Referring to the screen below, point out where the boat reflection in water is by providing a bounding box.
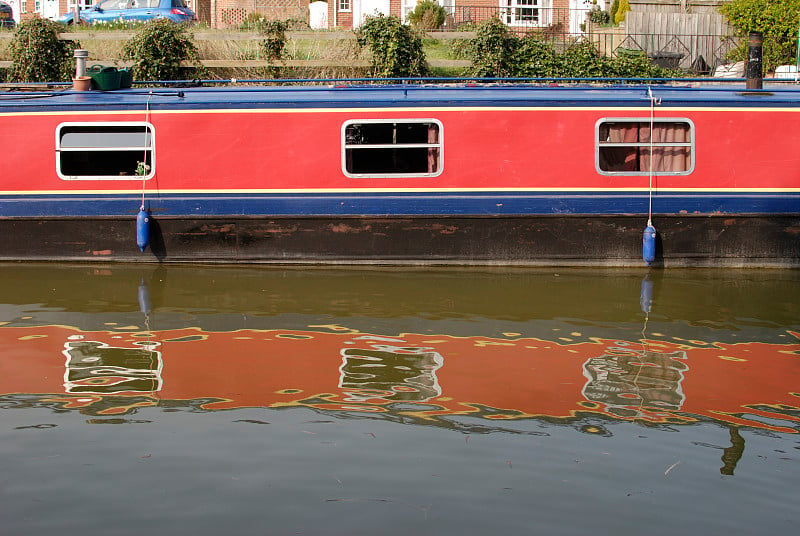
[1,265,797,439]
[3,318,797,437]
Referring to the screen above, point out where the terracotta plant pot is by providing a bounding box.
[72,76,91,91]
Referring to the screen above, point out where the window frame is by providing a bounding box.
[341,118,444,179]
[501,0,551,28]
[594,117,695,176]
[338,0,351,12]
[56,121,156,181]
[67,0,94,10]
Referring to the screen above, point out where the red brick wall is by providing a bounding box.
[213,0,308,28]
[328,1,353,29]
[552,0,569,29]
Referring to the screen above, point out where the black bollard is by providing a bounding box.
[747,31,763,89]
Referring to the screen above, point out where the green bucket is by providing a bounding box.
[118,68,133,89]
[87,65,121,91]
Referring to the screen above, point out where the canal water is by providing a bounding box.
[0,263,798,535]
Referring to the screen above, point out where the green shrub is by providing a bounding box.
[614,0,630,25]
[589,7,611,25]
[408,0,447,31]
[356,15,429,78]
[466,18,677,79]
[7,18,79,82]
[609,0,620,26]
[464,17,518,77]
[121,18,203,81]
[258,19,289,61]
[514,38,559,77]
[719,0,800,72]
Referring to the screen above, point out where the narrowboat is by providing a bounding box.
[1,82,798,265]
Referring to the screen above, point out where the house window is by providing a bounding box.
[596,119,693,175]
[67,0,94,10]
[343,120,443,177]
[338,0,350,11]
[502,0,551,27]
[56,122,155,180]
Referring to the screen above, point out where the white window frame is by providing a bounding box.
[595,117,695,176]
[56,121,156,181]
[338,0,351,12]
[501,0,552,28]
[342,119,444,179]
[67,0,95,11]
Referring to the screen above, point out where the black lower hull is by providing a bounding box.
[1,215,798,267]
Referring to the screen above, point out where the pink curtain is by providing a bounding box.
[639,123,690,173]
[427,124,439,174]
[600,122,690,173]
[599,123,639,171]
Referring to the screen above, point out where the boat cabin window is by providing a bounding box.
[596,119,693,175]
[56,122,154,180]
[343,120,443,178]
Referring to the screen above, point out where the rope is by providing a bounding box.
[647,86,656,227]
[141,91,152,211]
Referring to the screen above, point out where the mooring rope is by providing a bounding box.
[647,86,657,227]
[141,91,153,211]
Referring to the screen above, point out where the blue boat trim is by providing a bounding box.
[5,84,800,114]
[1,191,797,217]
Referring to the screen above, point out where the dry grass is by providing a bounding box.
[1,30,462,80]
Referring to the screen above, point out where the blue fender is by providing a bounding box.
[642,224,657,266]
[136,208,150,252]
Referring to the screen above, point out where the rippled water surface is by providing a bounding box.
[1,264,798,535]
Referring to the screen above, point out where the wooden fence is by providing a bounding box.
[623,11,735,70]
[0,31,472,70]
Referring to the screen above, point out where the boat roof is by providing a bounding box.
[3,82,800,112]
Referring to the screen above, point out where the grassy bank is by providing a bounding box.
[0,27,471,80]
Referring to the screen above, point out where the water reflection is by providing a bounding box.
[0,264,798,534]
[1,264,797,436]
[63,338,162,394]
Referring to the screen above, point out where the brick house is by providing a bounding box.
[328,0,573,33]
[4,0,577,33]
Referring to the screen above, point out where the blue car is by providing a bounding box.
[59,0,195,25]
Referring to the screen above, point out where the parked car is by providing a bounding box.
[58,0,195,25]
[0,1,15,29]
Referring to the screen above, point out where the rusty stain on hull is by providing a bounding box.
[0,215,798,266]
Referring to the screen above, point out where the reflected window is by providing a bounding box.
[63,340,162,394]
[582,348,688,417]
[339,337,443,402]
